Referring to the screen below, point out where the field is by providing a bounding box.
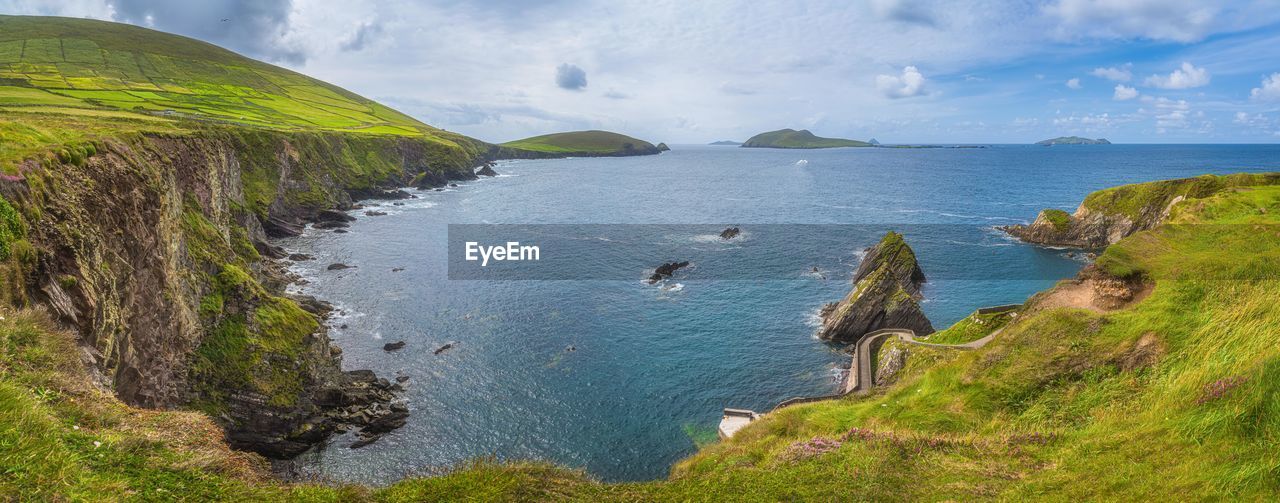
[0,15,437,136]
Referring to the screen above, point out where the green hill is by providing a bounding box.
[1036,136,1111,145]
[0,15,457,138]
[501,130,664,157]
[741,128,872,148]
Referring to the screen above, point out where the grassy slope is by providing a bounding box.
[741,128,871,148]
[0,15,443,136]
[397,175,1280,500]
[500,130,658,154]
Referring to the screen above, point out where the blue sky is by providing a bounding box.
[4,0,1280,143]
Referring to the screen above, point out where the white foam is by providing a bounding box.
[795,159,809,166]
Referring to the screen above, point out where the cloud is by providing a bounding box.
[108,0,307,64]
[555,63,587,91]
[871,0,937,27]
[1090,63,1132,82]
[718,82,757,96]
[1251,73,1280,101]
[1139,96,1192,132]
[1113,84,1139,100]
[602,89,632,100]
[875,66,927,98]
[1234,111,1270,128]
[340,21,383,52]
[1045,0,1239,42]
[1143,62,1210,89]
[1066,77,1081,89]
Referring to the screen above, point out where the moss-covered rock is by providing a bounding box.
[817,231,934,343]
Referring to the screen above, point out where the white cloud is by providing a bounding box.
[1139,96,1193,132]
[1234,111,1270,127]
[1143,62,1210,89]
[1251,73,1280,101]
[1113,84,1139,100]
[1045,0,1270,43]
[1090,63,1132,82]
[1065,77,1082,89]
[875,66,928,98]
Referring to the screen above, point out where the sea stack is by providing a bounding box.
[818,231,933,343]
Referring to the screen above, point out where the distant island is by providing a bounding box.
[741,129,873,149]
[502,130,666,157]
[1036,136,1111,146]
[709,140,742,146]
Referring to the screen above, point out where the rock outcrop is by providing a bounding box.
[817,232,933,343]
[648,261,690,284]
[476,162,498,177]
[1000,174,1280,248]
[719,227,740,240]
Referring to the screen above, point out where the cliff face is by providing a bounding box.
[0,128,488,458]
[1000,173,1280,248]
[818,232,933,343]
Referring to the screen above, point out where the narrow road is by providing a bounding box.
[847,326,1006,394]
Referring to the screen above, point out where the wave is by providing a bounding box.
[795,159,809,166]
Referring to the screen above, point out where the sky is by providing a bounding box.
[4,0,1280,144]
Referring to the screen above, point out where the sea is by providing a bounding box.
[279,143,1280,484]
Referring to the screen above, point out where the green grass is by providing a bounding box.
[501,130,658,155]
[741,128,872,148]
[1042,208,1071,231]
[0,15,460,138]
[922,309,1015,345]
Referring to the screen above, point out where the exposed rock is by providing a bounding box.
[364,210,388,216]
[719,227,741,240]
[391,267,405,272]
[326,263,353,271]
[647,261,690,284]
[314,220,350,230]
[1080,264,1146,310]
[875,344,909,385]
[288,253,314,261]
[817,232,933,343]
[333,229,348,233]
[433,342,456,355]
[316,209,356,223]
[254,240,288,259]
[476,163,498,177]
[449,183,458,187]
[395,375,411,383]
[383,341,406,351]
[656,142,671,152]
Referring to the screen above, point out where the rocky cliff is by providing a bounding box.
[818,232,933,343]
[1000,173,1280,248]
[0,127,490,458]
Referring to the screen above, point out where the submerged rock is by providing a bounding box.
[365,210,388,216]
[648,261,690,284]
[817,231,933,343]
[433,342,456,355]
[288,253,314,262]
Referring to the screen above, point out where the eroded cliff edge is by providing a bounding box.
[1000,173,1280,248]
[0,127,494,457]
[818,231,934,343]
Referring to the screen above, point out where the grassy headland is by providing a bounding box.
[1,13,1278,503]
[741,128,872,148]
[501,130,665,157]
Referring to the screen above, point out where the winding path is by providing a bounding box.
[720,306,1019,438]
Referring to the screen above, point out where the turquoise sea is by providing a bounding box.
[280,144,1280,483]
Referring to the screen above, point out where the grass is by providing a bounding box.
[741,128,872,148]
[1042,208,1071,231]
[0,15,463,140]
[922,309,1015,345]
[501,130,658,154]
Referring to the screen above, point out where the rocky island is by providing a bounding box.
[501,130,666,157]
[817,231,934,343]
[1036,136,1111,146]
[741,128,872,149]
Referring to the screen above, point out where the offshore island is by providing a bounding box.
[0,13,1277,502]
